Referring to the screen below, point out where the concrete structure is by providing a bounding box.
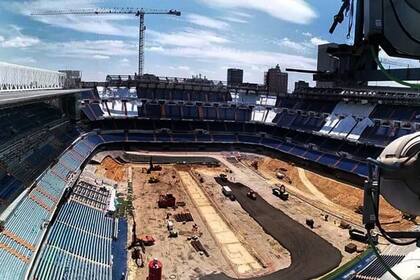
[59,70,82,89]
[227,68,244,86]
[316,43,339,88]
[264,65,288,96]
[0,62,65,92]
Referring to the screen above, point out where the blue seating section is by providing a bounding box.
[33,245,111,280]
[0,175,23,203]
[32,181,115,280]
[139,102,252,122]
[0,134,103,279]
[137,88,231,102]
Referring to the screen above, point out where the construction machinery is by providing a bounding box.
[158,193,176,208]
[147,157,162,174]
[31,8,181,76]
[272,185,289,201]
[148,176,159,184]
[247,190,257,200]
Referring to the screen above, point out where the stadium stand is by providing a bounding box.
[3,83,420,280]
[136,101,253,122]
[31,182,114,280]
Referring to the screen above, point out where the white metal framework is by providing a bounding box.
[0,62,65,92]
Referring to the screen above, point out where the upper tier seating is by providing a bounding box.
[138,88,231,102]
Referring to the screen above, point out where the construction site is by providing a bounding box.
[77,149,416,280]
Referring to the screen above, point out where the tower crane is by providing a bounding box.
[31,8,181,76]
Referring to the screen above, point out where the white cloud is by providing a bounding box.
[224,17,248,24]
[149,29,230,48]
[150,45,316,70]
[223,11,253,24]
[9,0,138,37]
[0,24,40,48]
[198,0,317,24]
[187,14,230,30]
[278,37,307,52]
[302,32,312,37]
[93,54,110,60]
[310,37,329,46]
[9,57,37,64]
[40,40,137,59]
[1,35,40,48]
[231,11,253,19]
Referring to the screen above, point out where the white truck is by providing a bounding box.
[222,186,232,197]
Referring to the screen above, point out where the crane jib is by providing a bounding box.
[31,8,181,76]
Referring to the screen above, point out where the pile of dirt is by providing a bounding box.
[98,156,126,182]
[257,158,309,193]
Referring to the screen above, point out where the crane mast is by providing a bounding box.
[139,14,145,77]
[31,8,181,76]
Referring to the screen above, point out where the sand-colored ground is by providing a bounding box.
[95,156,126,182]
[179,170,262,275]
[128,165,235,280]
[304,170,413,230]
[192,167,291,274]
[255,156,414,231]
[256,158,310,194]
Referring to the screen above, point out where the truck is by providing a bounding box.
[222,186,232,197]
[276,172,285,180]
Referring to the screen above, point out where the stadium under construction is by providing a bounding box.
[2,1,420,280]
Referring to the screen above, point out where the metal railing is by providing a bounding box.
[0,62,65,92]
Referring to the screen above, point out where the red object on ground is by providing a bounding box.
[141,235,155,246]
[158,193,176,208]
[148,258,163,280]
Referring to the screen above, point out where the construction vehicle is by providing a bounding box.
[272,185,289,201]
[276,172,285,180]
[247,191,257,200]
[147,157,162,174]
[148,176,159,184]
[169,229,178,238]
[140,235,155,246]
[220,174,227,182]
[158,194,176,208]
[222,186,232,197]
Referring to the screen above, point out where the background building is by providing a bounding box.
[264,65,288,95]
[59,70,82,89]
[227,68,244,85]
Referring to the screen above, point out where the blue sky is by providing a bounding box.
[0,0,403,89]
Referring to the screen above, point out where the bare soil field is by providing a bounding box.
[95,156,126,182]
